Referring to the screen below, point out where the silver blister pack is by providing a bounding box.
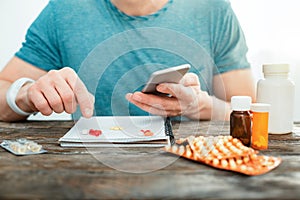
[0,138,47,155]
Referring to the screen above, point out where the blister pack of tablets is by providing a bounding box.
[0,138,47,156]
[164,135,282,176]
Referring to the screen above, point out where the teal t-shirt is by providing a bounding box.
[16,0,250,117]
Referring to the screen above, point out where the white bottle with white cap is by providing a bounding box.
[256,64,295,134]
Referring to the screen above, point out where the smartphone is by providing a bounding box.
[142,64,191,94]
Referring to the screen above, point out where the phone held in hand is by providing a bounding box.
[142,64,191,94]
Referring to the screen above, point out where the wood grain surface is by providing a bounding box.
[1,120,300,199]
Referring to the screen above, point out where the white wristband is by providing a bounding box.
[6,78,35,116]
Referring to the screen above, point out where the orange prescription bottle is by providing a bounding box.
[251,103,271,150]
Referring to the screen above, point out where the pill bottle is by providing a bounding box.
[256,64,295,134]
[230,96,252,147]
[251,103,270,150]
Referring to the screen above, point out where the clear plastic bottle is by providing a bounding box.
[256,64,295,134]
[230,96,252,147]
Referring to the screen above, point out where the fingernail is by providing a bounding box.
[133,94,142,101]
[85,108,93,117]
[158,84,167,90]
[157,85,169,93]
[125,93,132,100]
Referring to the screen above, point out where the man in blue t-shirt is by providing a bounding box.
[0,0,255,122]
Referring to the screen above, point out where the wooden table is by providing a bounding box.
[1,120,300,199]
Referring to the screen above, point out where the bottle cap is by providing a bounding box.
[251,103,271,113]
[231,96,252,111]
[263,64,289,74]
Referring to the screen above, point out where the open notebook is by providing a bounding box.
[59,116,173,147]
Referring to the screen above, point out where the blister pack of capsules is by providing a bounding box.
[0,138,47,155]
[164,135,282,176]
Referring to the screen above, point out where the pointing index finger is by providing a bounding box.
[62,68,94,118]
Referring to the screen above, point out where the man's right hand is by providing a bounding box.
[17,67,95,118]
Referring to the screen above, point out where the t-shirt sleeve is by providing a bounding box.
[15,1,62,71]
[213,2,250,74]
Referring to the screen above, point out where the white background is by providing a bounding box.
[0,0,299,121]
